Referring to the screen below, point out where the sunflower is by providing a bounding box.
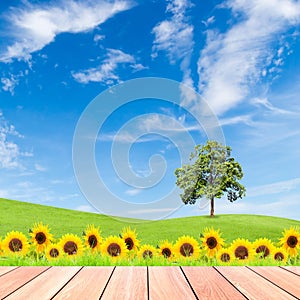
[174,236,200,259]
[158,240,174,259]
[201,228,224,258]
[138,244,157,259]
[271,247,288,264]
[252,238,274,259]
[2,231,29,256]
[101,236,128,258]
[121,227,140,251]
[279,227,300,257]
[83,225,102,251]
[45,243,62,260]
[30,223,53,253]
[230,238,254,261]
[59,234,84,256]
[217,248,233,264]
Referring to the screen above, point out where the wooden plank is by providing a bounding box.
[248,267,300,298]
[101,267,147,300]
[216,267,296,300]
[0,266,49,298]
[281,266,300,276]
[0,266,18,277]
[182,267,246,300]
[53,267,114,300]
[149,267,196,300]
[5,267,82,300]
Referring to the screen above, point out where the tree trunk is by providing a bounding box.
[210,197,214,217]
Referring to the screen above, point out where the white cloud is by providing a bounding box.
[75,205,99,213]
[0,0,133,62]
[197,0,300,115]
[72,48,145,84]
[219,114,255,126]
[247,177,300,198]
[0,113,28,169]
[34,163,47,172]
[125,188,142,196]
[93,34,105,43]
[1,75,18,95]
[251,97,295,115]
[152,0,195,106]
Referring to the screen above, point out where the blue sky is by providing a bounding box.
[0,0,300,221]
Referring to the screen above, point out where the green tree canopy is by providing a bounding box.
[175,140,246,217]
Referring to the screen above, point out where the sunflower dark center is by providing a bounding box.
[220,253,230,262]
[63,241,78,255]
[88,235,98,248]
[142,250,153,259]
[234,246,248,259]
[107,243,121,256]
[256,245,270,258]
[287,236,298,248]
[207,237,218,249]
[36,232,47,244]
[8,238,23,252]
[274,252,284,261]
[125,238,134,250]
[49,248,59,257]
[162,248,171,258]
[180,243,194,257]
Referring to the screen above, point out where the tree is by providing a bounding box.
[175,140,246,217]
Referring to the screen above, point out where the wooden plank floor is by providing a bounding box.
[0,266,299,300]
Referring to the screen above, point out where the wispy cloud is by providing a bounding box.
[72,49,145,84]
[1,75,18,95]
[197,0,300,115]
[0,112,29,169]
[152,0,195,105]
[0,0,133,62]
[125,188,143,196]
[247,177,300,198]
[34,163,47,172]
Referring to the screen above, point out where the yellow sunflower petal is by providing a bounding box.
[138,244,157,259]
[201,227,224,258]
[121,227,140,251]
[230,238,255,261]
[30,222,53,253]
[279,227,300,258]
[59,234,84,257]
[174,236,200,259]
[45,243,62,260]
[83,224,102,251]
[252,238,274,259]
[158,240,174,259]
[217,248,234,264]
[101,236,128,258]
[2,231,29,256]
[271,247,289,264]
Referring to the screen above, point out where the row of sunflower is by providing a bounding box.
[0,224,299,265]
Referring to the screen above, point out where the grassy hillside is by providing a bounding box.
[1,198,299,245]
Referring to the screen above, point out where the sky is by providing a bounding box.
[0,0,300,221]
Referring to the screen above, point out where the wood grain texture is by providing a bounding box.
[0,266,18,277]
[281,266,300,276]
[53,266,114,300]
[182,267,246,300]
[101,267,147,300]
[5,266,82,300]
[248,266,300,298]
[216,266,296,300]
[0,266,49,299]
[148,267,196,300]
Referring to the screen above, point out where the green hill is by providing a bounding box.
[1,198,299,245]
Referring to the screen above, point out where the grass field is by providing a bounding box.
[1,198,299,245]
